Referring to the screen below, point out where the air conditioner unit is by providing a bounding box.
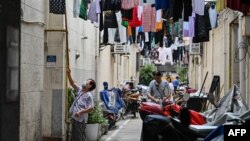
[114,44,130,54]
[189,43,200,55]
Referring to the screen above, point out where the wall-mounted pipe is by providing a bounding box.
[237,12,246,99]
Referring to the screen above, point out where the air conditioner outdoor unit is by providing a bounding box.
[189,43,200,55]
[114,43,129,54]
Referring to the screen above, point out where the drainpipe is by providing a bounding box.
[238,12,246,99]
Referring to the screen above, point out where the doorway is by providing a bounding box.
[0,1,20,141]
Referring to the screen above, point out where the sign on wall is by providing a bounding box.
[47,55,56,67]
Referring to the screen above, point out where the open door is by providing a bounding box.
[0,1,20,141]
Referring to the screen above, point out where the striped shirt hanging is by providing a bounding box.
[49,0,65,14]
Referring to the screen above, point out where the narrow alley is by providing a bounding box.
[1,0,250,141]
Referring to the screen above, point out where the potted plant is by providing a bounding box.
[86,100,108,141]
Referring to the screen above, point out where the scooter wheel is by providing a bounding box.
[132,112,136,118]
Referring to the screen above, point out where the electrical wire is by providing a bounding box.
[234,41,248,63]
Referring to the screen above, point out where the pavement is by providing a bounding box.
[99,113,143,141]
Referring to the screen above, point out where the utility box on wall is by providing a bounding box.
[189,43,200,55]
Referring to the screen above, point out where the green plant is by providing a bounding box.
[68,87,75,111]
[87,101,108,125]
[139,64,155,86]
[175,66,187,82]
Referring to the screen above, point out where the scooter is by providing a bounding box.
[100,87,125,129]
[124,88,142,118]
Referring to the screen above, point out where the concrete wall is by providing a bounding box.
[42,0,98,140]
[20,1,144,140]
[23,0,94,139]
[189,9,238,97]
[97,45,114,95]
[190,9,250,107]
[201,9,238,98]
[20,0,44,140]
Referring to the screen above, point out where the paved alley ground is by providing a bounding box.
[99,114,143,141]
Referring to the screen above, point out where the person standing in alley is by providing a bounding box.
[172,76,180,95]
[147,71,171,104]
[67,68,96,141]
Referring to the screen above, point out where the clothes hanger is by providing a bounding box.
[210,2,215,9]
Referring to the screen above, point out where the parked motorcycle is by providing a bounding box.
[123,88,142,118]
[140,84,250,141]
[100,87,125,129]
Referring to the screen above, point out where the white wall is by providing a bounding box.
[42,0,99,139]
[20,0,44,140]
[191,9,250,107]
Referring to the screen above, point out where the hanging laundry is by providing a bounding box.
[192,0,205,16]
[122,0,139,10]
[155,21,163,32]
[156,9,162,22]
[193,5,211,43]
[158,47,173,65]
[73,0,80,17]
[104,11,118,28]
[188,12,195,37]
[183,0,192,21]
[209,5,217,29]
[150,48,159,61]
[102,0,121,11]
[116,11,127,44]
[49,0,65,14]
[79,0,88,20]
[108,28,117,44]
[129,6,142,27]
[155,0,170,10]
[87,0,101,23]
[142,4,156,32]
[178,18,183,37]
[173,0,183,22]
[137,5,143,21]
[137,32,145,51]
[183,21,189,37]
[99,0,104,31]
[121,9,133,21]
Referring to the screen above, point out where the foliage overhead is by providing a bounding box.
[175,66,187,82]
[139,64,155,86]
